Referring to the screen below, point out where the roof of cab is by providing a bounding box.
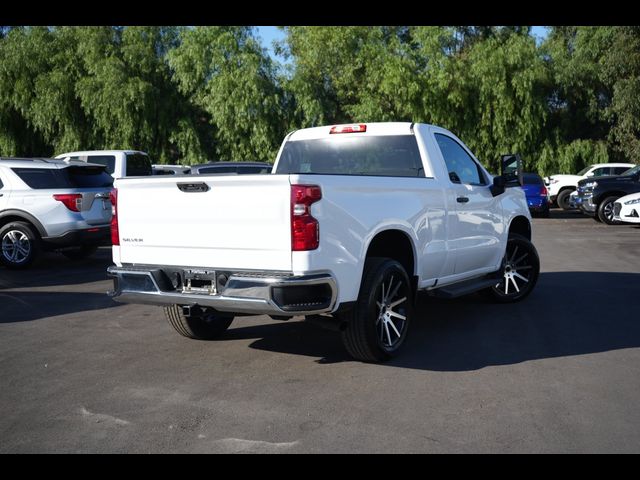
[287,122,421,142]
[54,150,147,158]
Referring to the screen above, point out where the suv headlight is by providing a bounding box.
[583,181,598,188]
[624,198,640,205]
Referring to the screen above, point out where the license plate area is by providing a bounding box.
[182,269,217,295]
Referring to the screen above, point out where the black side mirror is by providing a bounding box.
[490,154,523,197]
[490,175,506,197]
[500,153,523,187]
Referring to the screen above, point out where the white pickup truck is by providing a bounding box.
[107,122,540,362]
[55,150,153,179]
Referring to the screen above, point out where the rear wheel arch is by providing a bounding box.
[363,229,417,280]
[508,215,531,241]
[0,210,47,238]
[594,191,628,206]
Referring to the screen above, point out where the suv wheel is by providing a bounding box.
[597,196,623,225]
[0,221,40,269]
[483,234,540,303]
[341,257,413,362]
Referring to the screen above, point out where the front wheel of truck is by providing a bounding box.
[163,305,234,340]
[340,257,414,362]
[482,234,540,303]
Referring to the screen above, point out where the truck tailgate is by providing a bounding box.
[115,174,292,271]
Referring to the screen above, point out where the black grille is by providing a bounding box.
[613,203,622,216]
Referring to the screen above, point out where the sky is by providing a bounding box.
[255,26,551,63]
[254,26,288,62]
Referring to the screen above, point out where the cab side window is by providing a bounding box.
[612,167,630,175]
[592,167,610,177]
[434,133,486,186]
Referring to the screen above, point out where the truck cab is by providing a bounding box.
[55,150,153,179]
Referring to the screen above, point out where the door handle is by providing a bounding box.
[177,182,209,193]
[456,196,469,203]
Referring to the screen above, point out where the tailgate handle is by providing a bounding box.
[177,182,210,193]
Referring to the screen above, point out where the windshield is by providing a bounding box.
[577,166,591,176]
[622,165,640,176]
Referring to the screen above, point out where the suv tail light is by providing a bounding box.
[53,193,82,212]
[540,185,548,196]
[291,184,322,251]
[110,188,119,246]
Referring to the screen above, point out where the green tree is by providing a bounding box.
[168,26,288,162]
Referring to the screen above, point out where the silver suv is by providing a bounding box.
[0,157,113,269]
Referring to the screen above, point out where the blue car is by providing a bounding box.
[521,173,550,217]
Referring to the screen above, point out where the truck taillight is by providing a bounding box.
[329,124,367,134]
[110,188,119,246]
[291,184,322,251]
[53,193,82,212]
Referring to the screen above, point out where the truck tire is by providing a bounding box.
[482,234,540,303]
[0,221,41,269]
[597,196,623,225]
[340,257,414,362]
[163,305,234,340]
[61,245,99,260]
[557,189,574,210]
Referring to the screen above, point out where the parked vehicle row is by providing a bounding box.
[543,162,640,225]
[0,149,275,269]
[544,163,634,210]
[56,150,273,179]
[574,164,640,224]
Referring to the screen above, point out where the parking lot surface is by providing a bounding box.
[1,211,639,453]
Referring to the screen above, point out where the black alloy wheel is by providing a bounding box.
[485,234,540,303]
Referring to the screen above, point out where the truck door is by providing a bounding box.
[433,133,503,275]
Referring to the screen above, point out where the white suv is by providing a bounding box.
[544,163,634,210]
[0,158,113,269]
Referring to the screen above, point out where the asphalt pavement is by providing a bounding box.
[1,210,639,453]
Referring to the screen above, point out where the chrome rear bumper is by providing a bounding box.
[107,265,337,316]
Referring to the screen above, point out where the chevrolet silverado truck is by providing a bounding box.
[107,122,540,362]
